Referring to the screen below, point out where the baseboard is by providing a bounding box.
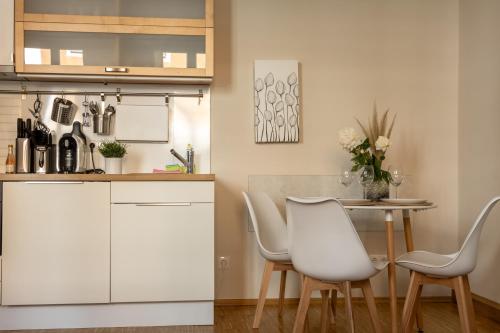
[472,293,500,323]
[0,302,214,330]
[215,296,452,306]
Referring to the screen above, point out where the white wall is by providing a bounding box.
[459,0,500,303]
[212,0,459,299]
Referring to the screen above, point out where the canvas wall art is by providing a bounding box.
[254,60,300,143]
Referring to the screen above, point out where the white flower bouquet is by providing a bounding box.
[338,104,396,183]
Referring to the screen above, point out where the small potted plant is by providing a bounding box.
[98,140,127,174]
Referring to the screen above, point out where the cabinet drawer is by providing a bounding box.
[111,181,214,203]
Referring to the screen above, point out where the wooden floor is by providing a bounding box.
[3,301,500,332]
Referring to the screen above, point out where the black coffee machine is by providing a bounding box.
[58,122,87,173]
[58,134,78,173]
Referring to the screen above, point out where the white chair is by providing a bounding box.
[243,192,294,329]
[398,196,500,333]
[286,197,386,333]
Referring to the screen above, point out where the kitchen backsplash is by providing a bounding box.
[0,81,211,173]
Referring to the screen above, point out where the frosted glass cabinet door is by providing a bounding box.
[111,203,214,302]
[0,0,14,66]
[16,24,213,77]
[19,0,212,25]
[1,182,111,305]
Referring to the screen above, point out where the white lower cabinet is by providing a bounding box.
[111,202,214,302]
[1,182,111,305]
[1,180,214,309]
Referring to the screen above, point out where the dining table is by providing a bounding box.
[343,200,437,333]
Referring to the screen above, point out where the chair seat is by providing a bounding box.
[319,259,388,283]
[373,259,389,271]
[261,249,291,262]
[396,250,461,277]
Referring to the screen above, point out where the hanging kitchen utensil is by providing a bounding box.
[93,105,115,136]
[28,94,51,135]
[104,104,116,116]
[82,94,91,128]
[89,101,99,115]
[100,93,106,114]
[87,142,104,174]
[33,94,41,118]
[51,94,76,125]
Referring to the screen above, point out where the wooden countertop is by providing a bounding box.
[0,173,215,182]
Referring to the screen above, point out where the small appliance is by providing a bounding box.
[57,122,87,173]
[34,145,50,174]
[15,118,31,173]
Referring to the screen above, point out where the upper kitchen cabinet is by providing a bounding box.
[0,0,14,73]
[14,0,214,81]
[17,0,213,27]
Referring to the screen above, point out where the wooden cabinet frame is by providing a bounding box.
[15,0,214,27]
[14,0,214,78]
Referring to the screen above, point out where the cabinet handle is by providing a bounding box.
[105,67,129,73]
[24,181,84,184]
[135,203,191,207]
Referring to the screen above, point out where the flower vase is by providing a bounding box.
[105,158,122,174]
[366,180,389,200]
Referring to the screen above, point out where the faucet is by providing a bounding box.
[170,145,194,174]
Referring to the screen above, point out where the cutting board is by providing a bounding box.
[115,104,169,142]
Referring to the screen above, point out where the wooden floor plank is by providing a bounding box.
[3,301,500,332]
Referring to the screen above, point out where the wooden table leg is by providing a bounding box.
[385,210,398,333]
[403,210,424,332]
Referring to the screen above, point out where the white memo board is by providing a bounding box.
[115,104,169,142]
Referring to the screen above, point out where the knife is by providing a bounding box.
[17,118,25,138]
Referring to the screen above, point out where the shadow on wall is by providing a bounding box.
[213,0,232,89]
[212,0,239,299]
[214,179,251,298]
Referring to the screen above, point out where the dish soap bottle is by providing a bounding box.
[186,144,194,174]
[5,144,15,174]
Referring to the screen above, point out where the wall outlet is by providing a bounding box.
[369,254,388,263]
[218,256,231,270]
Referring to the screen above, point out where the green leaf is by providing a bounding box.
[98,141,127,158]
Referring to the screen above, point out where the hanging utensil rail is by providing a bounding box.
[0,89,203,99]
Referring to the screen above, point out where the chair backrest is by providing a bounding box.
[451,196,500,275]
[242,192,288,255]
[286,197,377,282]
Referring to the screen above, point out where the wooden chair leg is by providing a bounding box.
[403,214,424,332]
[293,276,313,333]
[298,272,310,333]
[343,281,355,333]
[453,275,477,333]
[253,260,275,329]
[278,270,287,315]
[330,289,337,325]
[415,296,424,332]
[320,290,330,333]
[401,272,423,333]
[360,279,382,333]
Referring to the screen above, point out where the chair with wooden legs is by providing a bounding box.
[243,192,295,329]
[398,196,500,333]
[286,197,387,333]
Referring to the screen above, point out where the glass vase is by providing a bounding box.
[366,180,389,200]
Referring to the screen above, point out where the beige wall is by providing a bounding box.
[459,0,500,303]
[212,0,459,299]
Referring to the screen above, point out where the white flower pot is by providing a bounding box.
[105,158,123,174]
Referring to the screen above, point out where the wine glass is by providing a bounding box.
[358,165,375,199]
[338,169,354,188]
[389,168,405,199]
